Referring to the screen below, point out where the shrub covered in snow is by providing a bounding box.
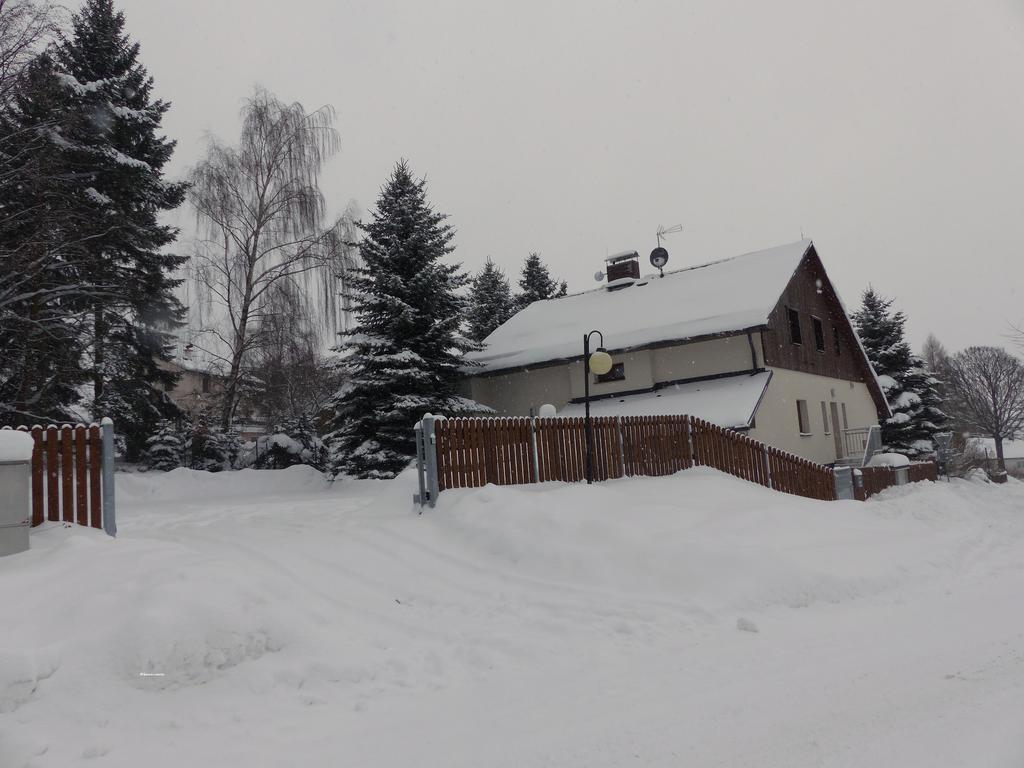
[143,419,185,471]
[252,417,326,471]
[188,424,242,472]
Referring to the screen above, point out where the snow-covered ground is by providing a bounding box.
[3,467,1024,767]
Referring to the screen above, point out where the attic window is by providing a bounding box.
[833,325,841,355]
[787,307,802,345]
[596,362,625,383]
[812,316,825,352]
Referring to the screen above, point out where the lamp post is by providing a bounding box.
[583,330,613,484]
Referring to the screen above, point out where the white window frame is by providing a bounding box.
[797,399,811,436]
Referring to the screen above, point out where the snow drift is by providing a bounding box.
[2,467,1024,767]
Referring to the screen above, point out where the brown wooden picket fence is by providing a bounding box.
[856,461,939,500]
[4,424,107,529]
[432,415,837,502]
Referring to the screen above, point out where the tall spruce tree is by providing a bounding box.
[852,287,946,457]
[467,258,515,341]
[0,53,93,424]
[515,251,567,310]
[327,160,486,478]
[54,0,187,458]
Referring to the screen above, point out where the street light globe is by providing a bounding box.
[588,349,613,376]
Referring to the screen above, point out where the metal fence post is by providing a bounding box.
[530,418,541,484]
[100,417,116,537]
[422,416,440,508]
[763,446,772,490]
[413,420,427,507]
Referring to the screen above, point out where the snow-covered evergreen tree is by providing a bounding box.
[515,251,567,310]
[188,423,241,473]
[54,0,187,458]
[327,160,487,478]
[0,53,92,425]
[852,288,946,457]
[144,419,184,471]
[466,258,515,341]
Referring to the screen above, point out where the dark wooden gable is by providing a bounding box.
[761,245,890,419]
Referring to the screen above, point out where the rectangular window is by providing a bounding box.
[841,402,848,430]
[813,316,825,352]
[797,399,810,434]
[788,307,802,345]
[596,362,625,383]
[833,325,841,355]
[821,401,831,434]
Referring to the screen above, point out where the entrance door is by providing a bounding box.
[830,402,843,460]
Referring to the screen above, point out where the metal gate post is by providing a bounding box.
[413,419,427,507]
[422,416,440,508]
[763,446,772,490]
[100,417,116,537]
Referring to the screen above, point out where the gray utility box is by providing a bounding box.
[0,430,32,557]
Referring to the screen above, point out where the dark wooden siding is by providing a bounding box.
[762,247,888,418]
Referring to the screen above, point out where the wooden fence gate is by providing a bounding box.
[1,420,116,535]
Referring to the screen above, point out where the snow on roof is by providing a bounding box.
[558,371,771,429]
[969,438,1024,460]
[467,240,812,374]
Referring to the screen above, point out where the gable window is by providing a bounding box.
[833,325,841,356]
[821,401,831,434]
[596,362,625,383]
[787,307,802,345]
[797,399,811,435]
[812,316,825,353]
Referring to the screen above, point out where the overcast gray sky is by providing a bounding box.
[119,0,1024,353]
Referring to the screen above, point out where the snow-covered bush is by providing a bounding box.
[143,420,185,471]
[188,425,242,473]
[252,417,326,471]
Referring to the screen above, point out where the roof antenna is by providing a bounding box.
[651,224,682,278]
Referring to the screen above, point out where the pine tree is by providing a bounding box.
[466,258,515,341]
[54,0,187,458]
[144,419,184,471]
[0,53,92,424]
[515,252,567,310]
[852,288,946,457]
[327,160,487,478]
[187,423,240,472]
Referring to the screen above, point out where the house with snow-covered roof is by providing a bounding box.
[462,240,891,466]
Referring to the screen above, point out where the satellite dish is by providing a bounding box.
[650,247,669,269]
[594,270,605,282]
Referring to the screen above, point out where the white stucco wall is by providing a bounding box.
[467,364,573,416]
[651,334,760,382]
[466,335,760,416]
[749,367,880,464]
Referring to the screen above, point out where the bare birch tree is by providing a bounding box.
[188,88,352,431]
[0,0,60,108]
[944,346,1024,472]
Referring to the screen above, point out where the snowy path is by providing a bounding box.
[2,467,1024,766]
